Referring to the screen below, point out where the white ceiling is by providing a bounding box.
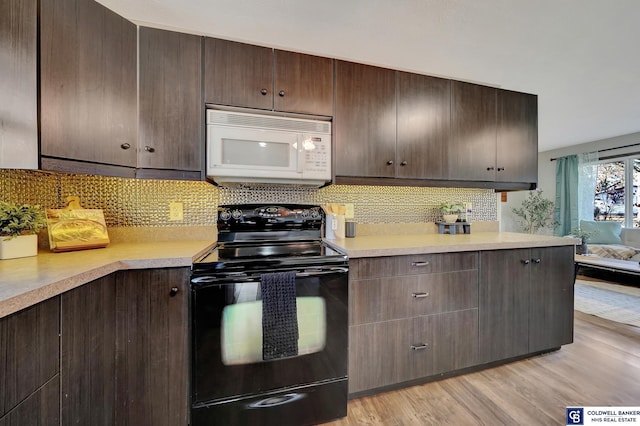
[97,0,640,152]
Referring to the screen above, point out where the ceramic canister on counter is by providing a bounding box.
[345,221,356,238]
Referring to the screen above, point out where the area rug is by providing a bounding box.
[574,279,640,328]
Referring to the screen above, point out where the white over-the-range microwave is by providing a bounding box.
[206,109,332,187]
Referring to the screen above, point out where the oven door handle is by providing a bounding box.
[191,267,348,284]
[296,267,349,277]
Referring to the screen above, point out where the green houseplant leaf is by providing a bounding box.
[0,201,47,240]
[511,190,558,234]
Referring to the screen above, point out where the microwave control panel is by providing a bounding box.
[302,136,330,174]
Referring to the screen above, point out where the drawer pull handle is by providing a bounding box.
[411,261,430,267]
[411,343,428,351]
[412,292,430,299]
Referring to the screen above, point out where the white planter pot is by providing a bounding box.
[443,214,458,223]
[0,234,38,260]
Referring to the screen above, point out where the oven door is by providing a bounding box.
[191,265,348,404]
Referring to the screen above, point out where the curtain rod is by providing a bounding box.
[549,142,640,161]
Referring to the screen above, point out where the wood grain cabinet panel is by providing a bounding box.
[40,0,137,169]
[496,90,538,184]
[350,252,478,280]
[528,246,574,352]
[396,72,451,179]
[204,37,273,110]
[274,50,334,116]
[348,319,411,393]
[138,27,202,176]
[0,0,38,169]
[449,81,497,182]
[479,246,574,363]
[334,60,397,178]
[410,309,478,380]
[0,297,59,419]
[115,268,189,426]
[0,376,60,426]
[61,274,117,426]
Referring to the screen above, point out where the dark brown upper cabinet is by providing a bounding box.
[40,0,137,174]
[396,72,451,179]
[449,81,497,182]
[0,0,38,169]
[496,89,538,184]
[334,60,396,178]
[137,27,203,180]
[204,37,334,116]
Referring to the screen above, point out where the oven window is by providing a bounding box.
[221,138,291,167]
[221,283,326,366]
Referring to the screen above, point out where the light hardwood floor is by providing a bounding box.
[327,311,640,425]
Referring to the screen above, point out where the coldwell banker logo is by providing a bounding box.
[567,407,584,425]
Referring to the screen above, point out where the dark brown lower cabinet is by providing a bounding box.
[61,268,189,426]
[0,376,60,426]
[479,246,575,363]
[0,297,60,423]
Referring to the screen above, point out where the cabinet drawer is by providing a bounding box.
[0,297,59,418]
[0,375,60,426]
[350,270,478,325]
[350,252,477,280]
[408,309,478,380]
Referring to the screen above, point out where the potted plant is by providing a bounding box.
[511,190,557,234]
[439,202,464,223]
[571,227,594,255]
[0,201,47,259]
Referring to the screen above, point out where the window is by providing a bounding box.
[588,157,639,228]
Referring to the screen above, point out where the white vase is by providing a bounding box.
[0,234,38,260]
[443,214,458,223]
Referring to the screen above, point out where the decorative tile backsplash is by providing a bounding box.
[1,169,497,226]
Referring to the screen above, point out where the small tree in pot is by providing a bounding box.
[511,190,557,234]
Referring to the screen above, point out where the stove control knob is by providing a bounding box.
[309,209,320,219]
[301,209,309,219]
[219,209,231,221]
[231,209,243,220]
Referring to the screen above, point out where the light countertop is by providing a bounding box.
[0,240,215,318]
[325,232,577,258]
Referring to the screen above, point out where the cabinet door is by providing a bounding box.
[410,310,478,380]
[40,0,137,168]
[115,268,189,426]
[449,81,497,181]
[479,249,530,363]
[274,50,333,116]
[61,275,117,426]
[528,246,574,352]
[348,319,411,394]
[204,38,273,110]
[0,0,37,169]
[496,90,538,183]
[138,27,202,175]
[0,297,59,418]
[396,72,450,179]
[334,61,396,177]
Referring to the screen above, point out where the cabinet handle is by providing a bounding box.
[260,88,268,95]
[169,287,179,297]
[120,143,131,150]
[486,166,495,171]
[412,292,430,298]
[411,343,429,351]
[497,167,505,171]
[532,258,541,264]
[521,259,530,265]
[411,261,429,267]
[386,160,394,165]
[278,90,285,97]
[400,161,408,166]
[144,146,155,153]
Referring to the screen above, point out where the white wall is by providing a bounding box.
[500,131,640,233]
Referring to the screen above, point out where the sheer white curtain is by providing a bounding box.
[577,151,599,222]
